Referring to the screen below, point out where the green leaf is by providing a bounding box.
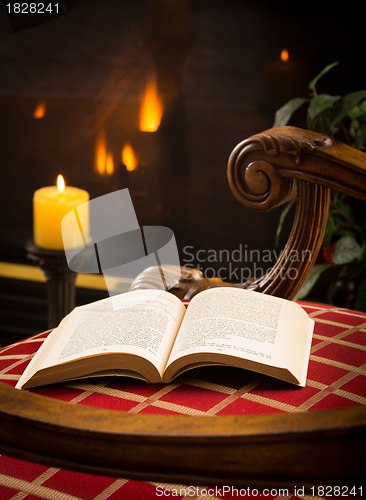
[307,94,341,135]
[332,90,366,125]
[322,215,334,247]
[307,94,341,122]
[295,263,330,300]
[275,198,296,247]
[350,112,366,150]
[308,111,337,136]
[273,98,307,127]
[330,198,358,236]
[333,197,356,221]
[308,62,339,92]
[332,235,364,265]
[359,99,366,114]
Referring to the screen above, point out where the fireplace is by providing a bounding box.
[0,0,362,342]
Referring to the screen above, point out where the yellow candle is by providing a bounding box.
[33,175,90,250]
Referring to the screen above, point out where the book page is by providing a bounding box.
[17,289,185,386]
[166,287,308,372]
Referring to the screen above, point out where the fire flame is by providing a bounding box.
[57,174,65,192]
[122,143,138,171]
[33,100,46,119]
[139,75,162,132]
[95,131,107,175]
[95,131,114,176]
[281,49,289,62]
[105,153,114,175]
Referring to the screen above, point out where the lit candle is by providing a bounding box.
[33,175,90,250]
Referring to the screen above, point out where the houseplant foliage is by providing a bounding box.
[274,62,366,311]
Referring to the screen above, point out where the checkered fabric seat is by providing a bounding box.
[0,301,365,499]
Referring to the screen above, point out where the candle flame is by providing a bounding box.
[122,143,138,171]
[33,100,46,119]
[139,74,163,132]
[281,49,289,62]
[57,174,65,192]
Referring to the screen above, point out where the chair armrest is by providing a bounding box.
[226,126,366,299]
[0,382,364,490]
[130,126,366,300]
[228,126,366,211]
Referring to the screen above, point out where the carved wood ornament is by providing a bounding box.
[130,126,366,300]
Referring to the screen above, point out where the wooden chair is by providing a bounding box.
[130,126,366,301]
[0,126,365,494]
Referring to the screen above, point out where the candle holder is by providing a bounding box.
[26,241,77,329]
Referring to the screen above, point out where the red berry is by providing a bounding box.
[321,242,336,263]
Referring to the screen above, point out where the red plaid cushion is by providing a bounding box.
[0,302,365,499]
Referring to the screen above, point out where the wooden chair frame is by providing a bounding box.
[131,127,366,301]
[0,383,364,491]
[0,127,365,491]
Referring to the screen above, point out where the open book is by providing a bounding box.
[16,287,314,390]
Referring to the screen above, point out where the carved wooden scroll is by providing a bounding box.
[226,126,366,299]
[130,126,366,300]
